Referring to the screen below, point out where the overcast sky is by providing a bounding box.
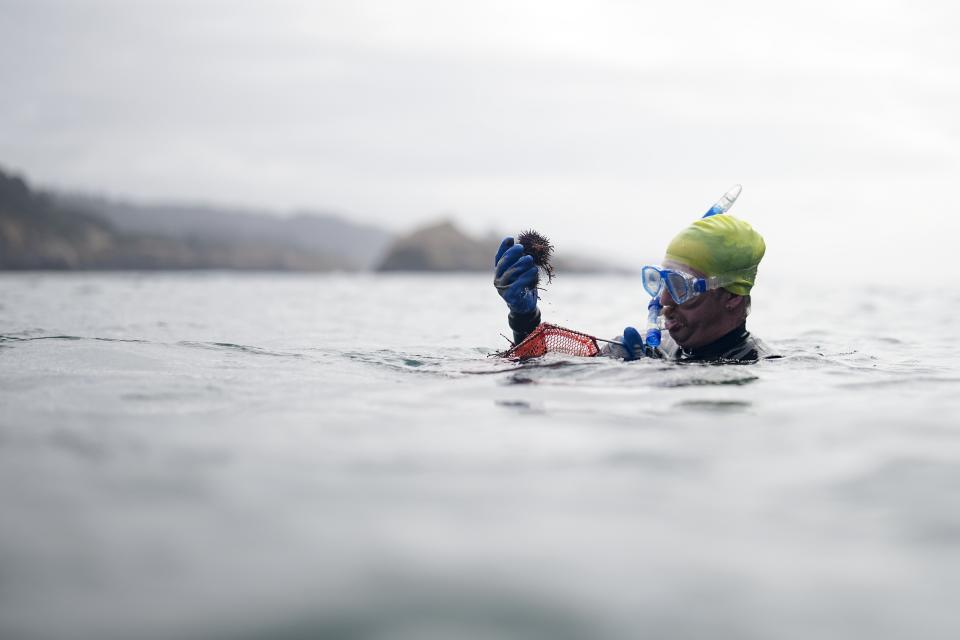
[2,0,959,273]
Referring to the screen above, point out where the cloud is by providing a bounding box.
[1,0,959,273]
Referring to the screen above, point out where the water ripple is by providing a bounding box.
[341,349,454,376]
[177,341,305,358]
[0,334,147,344]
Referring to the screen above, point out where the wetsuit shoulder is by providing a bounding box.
[675,324,774,363]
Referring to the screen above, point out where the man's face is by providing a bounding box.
[658,259,733,349]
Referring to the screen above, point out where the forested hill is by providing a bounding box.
[0,168,116,269]
[55,193,392,270]
[0,166,391,270]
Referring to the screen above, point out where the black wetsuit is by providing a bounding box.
[507,308,543,345]
[508,309,774,363]
[640,323,774,363]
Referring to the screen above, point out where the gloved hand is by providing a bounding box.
[621,326,645,361]
[494,237,539,314]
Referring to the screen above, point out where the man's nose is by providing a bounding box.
[658,287,673,308]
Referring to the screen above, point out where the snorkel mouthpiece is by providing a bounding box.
[703,184,742,218]
[645,297,662,348]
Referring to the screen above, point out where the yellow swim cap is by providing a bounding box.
[664,215,765,295]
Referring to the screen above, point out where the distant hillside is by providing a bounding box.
[0,169,117,269]
[55,194,392,270]
[0,165,386,270]
[378,220,490,271]
[2,164,626,273]
[376,220,627,273]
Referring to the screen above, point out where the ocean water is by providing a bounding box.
[1,271,960,640]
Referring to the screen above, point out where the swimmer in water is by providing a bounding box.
[493,213,773,363]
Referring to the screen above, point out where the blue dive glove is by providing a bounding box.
[621,326,645,361]
[494,237,539,314]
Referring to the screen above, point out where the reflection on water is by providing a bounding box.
[1,273,959,640]
[674,399,752,412]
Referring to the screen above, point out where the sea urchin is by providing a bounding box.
[517,229,555,286]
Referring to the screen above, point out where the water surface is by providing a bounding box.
[1,272,959,640]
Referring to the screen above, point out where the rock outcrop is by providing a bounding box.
[376,220,628,273]
[377,220,490,271]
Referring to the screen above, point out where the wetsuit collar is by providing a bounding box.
[678,323,750,361]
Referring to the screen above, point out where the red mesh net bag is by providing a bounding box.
[499,323,601,359]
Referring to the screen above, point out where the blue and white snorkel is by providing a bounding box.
[644,297,663,348]
[703,184,742,218]
[643,184,743,348]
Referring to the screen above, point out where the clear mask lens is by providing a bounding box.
[665,271,692,304]
[642,267,663,298]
